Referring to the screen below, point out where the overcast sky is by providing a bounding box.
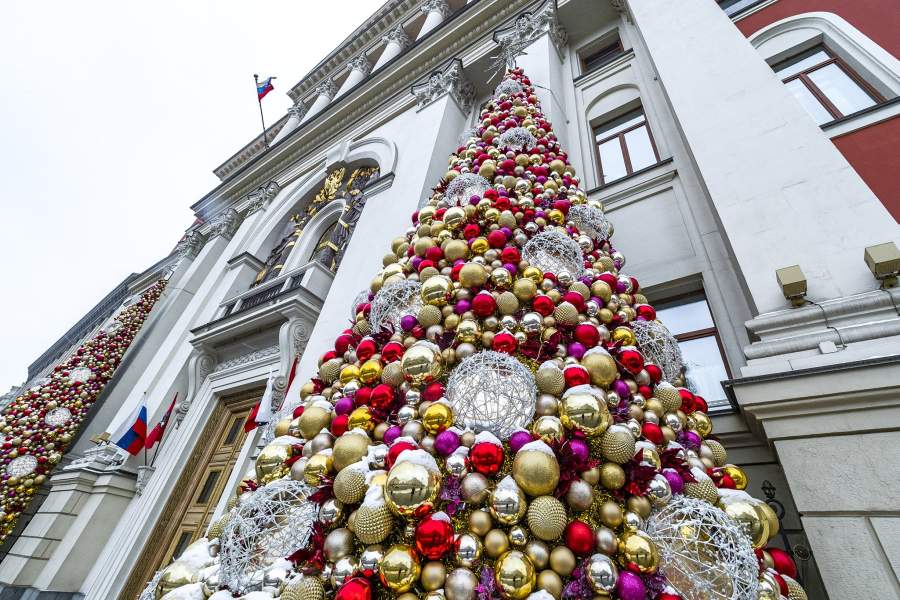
[0,0,384,391]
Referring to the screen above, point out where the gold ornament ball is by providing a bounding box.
[512,449,560,496]
[757,500,780,537]
[255,442,292,484]
[688,412,713,437]
[581,352,618,388]
[626,495,651,519]
[495,550,536,600]
[522,266,543,284]
[610,327,636,346]
[421,561,447,591]
[599,501,624,529]
[490,480,527,526]
[445,239,470,261]
[400,342,444,385]
[274,417,293,438]
[459,263,488,288]
[156,561,197,598]
[456,319,482,344]
[532,416,565,444]
[535,366,565,396]
[617,531,659,574]
[600,426,636,464]
[549,546,576,576]
[422,402,453,435]
[723,464,748,490]
[443,207,466,231]
[379,544,421,593]
[599,463,625,490]
[355,501,394,544]
[348,406,374,432]
[485,528,511,558]
[359,360,383,385]
[281,575,325,600]
[339,364,360,385]
[299,406,332,440]
[385,461,440,516]
[527,496,567,541]
[332,434,369,471]
[514,278,538,301]
[559,391,611,434]
[334,467,367,504]
[418,305,443,328]
[784,575,808,600]
[303,452,333,485]
[537,570,563,598]
[469,509,493,536]
[724,501,770,549]
[422,275,452,306]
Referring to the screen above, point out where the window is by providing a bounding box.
[593,107,660,184]
[773,45,882,124]
[195,470,222,505]
[582,39,624,73]
[654,293,730,409]
[718,0,768,17]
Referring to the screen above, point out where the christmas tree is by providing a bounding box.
[151,69,807,600]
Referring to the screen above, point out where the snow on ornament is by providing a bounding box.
[497,127,536,152]
[522,230,585,279]
[568,204,612,242]
[7,455,38,478]
[68,367,93,383]
[369,280,422,334]
[645,495,759,600]
[495,77,524,96]
[219,479,318,594]
[446,351,537,439]
[444,173,490,204]
[631,320,684,384]
[44,407,72,427]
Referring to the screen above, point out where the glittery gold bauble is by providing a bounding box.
[683,477,719,505]
[532,416,565,444]
[553,302,578,326]
[348,406,374,432]
[599,463,626,490]
[705,440,727,466]
[724,501,769,548]
[514,278,538,301]
[512,449,560,496]
[422,275,452,306]
[559,391,611,434]
[299,406,332,440]
[784,575,808,600]
[653,383,682,411]
[207,514,229,540]
[688,412,713,437]
[401,342,444,385]
[156,561,197,597]
[355,502,394,544]
[385,461,440,516]
[549,546,576,576]
[445,239,470,261]
[332,434,369,471]
[353,320,371,337]
[498,291,519,315]
[379,544,421,592]
[617,531,659,574]
[456,319,481,343]
[421,561,447,591]
[359,360,382,385]
[535,365,565,395]
[610,327,636,346]
[600,426,636,464]
[418,305,443,327]
[495,550,536,600]
[382,361,404,386]
[484,528,510,558]
[304,452,333,485]
[255,442,292,484]
[318,359,343,384]
[459,263,488,287]
[334,467,367,504]
[526,496,567,541]
[422,402,453,434]
[281,576,325,600]
[581,352,617,388]
[757,500,779,537]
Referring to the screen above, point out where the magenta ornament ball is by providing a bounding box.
[615,571,646,600]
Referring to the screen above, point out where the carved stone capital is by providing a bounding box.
[493,0,568,68]
[421,0,451,18]
[347,54,372,76]
[286,100,308,121]
[246,181,281,215]
[382,24,411,48]
[314,77,338,100]
[411,58,475,115]
[173,230,207,261]
[207,208,242,240]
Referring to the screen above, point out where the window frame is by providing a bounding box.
[717,0,768,18]
[774,45,885,122]
[581,38,625,74]
[592,107,661,186]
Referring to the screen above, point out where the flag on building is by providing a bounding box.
[145,393,178,450]
[283,356,300,408]
[110,403,147,456]
[256,76,276,100]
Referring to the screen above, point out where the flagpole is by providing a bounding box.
[253,74,270,151]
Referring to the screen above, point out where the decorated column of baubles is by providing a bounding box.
[0,279,166,542]
[158,69,808,600]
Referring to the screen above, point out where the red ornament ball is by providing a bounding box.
[355,337,377,362]
[574,323,600,348]
[336,577,371,600]
[532,295,556,317]
[563,365,590,388]
[471,292,497,318]
[618,349,644,375]
[642,422,664,445]
[492,331,517,353]
[382,341,405,363]
[387,441,417,468]
[415,515,455,559]
[564,520,595,556]
[469,441,503,476]
[768,547,798,579]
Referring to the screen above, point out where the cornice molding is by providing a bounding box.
[411,57,475,114]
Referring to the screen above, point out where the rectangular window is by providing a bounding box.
[582,39,625,73]
[773,45,881,124]
[654,293,730,409]
[171,531,194,564]
[593,108,660,185]
[223,415,244,446]
[718,0,768,17]
[195,470,222,505]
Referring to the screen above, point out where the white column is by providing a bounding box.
[416,0,451,40]
[334,54,372,98]
[626,0,898,315]
[373,24,411,71]
[270,100,308,145]
[299,78,337,124]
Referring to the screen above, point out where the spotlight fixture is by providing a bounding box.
[864,242,900,288]
[776,265,807,307]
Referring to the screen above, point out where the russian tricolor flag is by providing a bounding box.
[111,403,148,456]
[257,76,275,100]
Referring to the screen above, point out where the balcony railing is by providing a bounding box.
[217,262,332,322]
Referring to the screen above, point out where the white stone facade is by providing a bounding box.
[1,0,898,598]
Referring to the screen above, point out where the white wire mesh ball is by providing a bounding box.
[496,78,524,96]
[351,289,370,320]
[645,495,759,600]
[219,479,317,594]
[568,204,612,242]
[458,127,479,147]
[631,320,684,384]
[446,351,537,439]
[522,230,585,279]
[445,173,491,204]
[496,127,536,152]
[369,280,423,333]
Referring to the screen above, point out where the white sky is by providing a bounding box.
[0,0,384,391]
